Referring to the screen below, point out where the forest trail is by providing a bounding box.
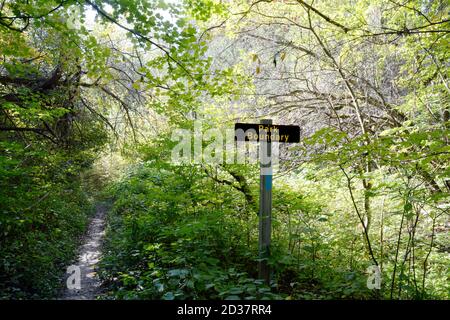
[59,203,107,300]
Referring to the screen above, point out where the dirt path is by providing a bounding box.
[60,203,107,300]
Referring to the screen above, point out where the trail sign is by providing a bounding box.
[235,120,300,285]
[234,123,300,143]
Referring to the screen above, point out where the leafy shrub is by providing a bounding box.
[0,141,95,299]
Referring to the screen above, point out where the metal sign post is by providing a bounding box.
[234,120,300,285]
[259,119,272,285]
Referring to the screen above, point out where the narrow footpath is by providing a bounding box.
[60,203,107,300]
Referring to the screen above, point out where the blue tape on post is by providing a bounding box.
[265,175,272,191]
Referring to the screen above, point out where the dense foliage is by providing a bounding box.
[0,138,97,298]
[97,142,448,300]
[1,0,448,300]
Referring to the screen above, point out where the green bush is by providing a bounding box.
[0,141,95,299]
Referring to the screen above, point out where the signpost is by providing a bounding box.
[234,122,300,143]
[234,120,300,284]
